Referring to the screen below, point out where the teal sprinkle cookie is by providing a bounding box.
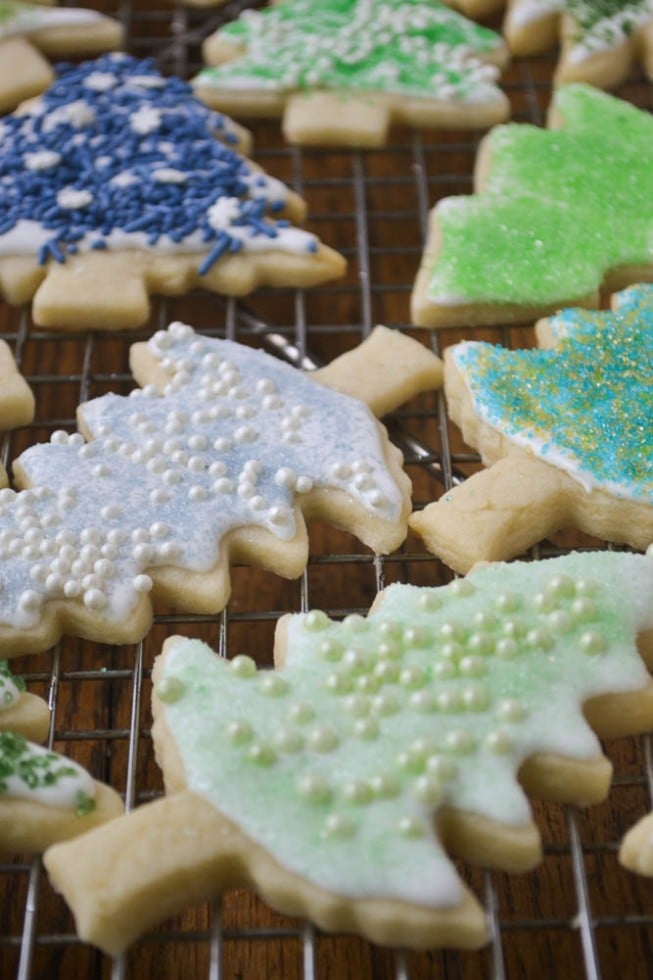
[453,283,653,503]
[409,283,653,573]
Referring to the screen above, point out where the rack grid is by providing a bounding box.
[1,3,653,978]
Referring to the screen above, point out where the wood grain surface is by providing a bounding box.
[1,3,653,978]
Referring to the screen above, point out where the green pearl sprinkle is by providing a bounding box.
[229,654,257,678]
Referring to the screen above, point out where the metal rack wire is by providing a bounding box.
[1,3,653,978]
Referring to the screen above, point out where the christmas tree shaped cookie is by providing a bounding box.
[44,550,653,954]
[0,320,441,657]
[450,0,653,89]
[0,53,345,330]
[0,660,123,855]
[410,283,653,573]
[194,0,510,148]
[412,85,653,328]
[0,659,49,742]
[0,335,35,492]
[0,1,123,112]
[0,339,34,490]
[0,729,124,855]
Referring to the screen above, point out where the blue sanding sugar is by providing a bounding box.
[0,53,300,272]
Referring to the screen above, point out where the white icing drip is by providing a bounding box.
[0,217,317,259]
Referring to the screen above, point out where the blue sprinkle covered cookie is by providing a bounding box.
[0,53,344,330]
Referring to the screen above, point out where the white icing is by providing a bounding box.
[0,323,403,630]
[152,168,188,184]
[0,217,317,260]
[207,197,242,230]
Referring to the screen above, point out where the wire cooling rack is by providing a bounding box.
[1,3,653,978]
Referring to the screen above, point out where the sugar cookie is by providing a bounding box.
[500,0,652,89]
[410,284,652,573]
[619,749,653,878]
[0,659,50,742]
[44,550,653,954]
[0,730,123,855]
[0,338,34,433]
[0,322,441,656]
[411,84,653,328]
[194,0,510,148]
[0,1,123,113]
[0,655,122,853]
[0,52,344,330]
[0,338,35,485]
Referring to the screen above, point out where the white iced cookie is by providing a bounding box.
[44,550,653,954]
[0,321,441,656]
[0,1,123,112]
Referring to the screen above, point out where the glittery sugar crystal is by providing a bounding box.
[414,85,653,321]
[452,283,653,502]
